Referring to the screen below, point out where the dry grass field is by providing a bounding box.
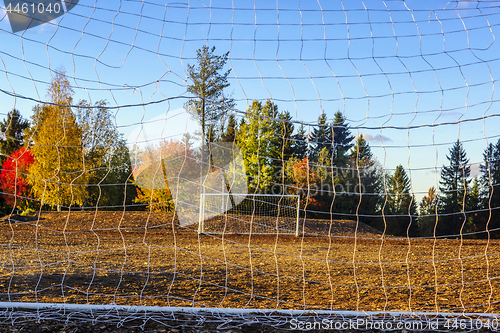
[0,210,499,316]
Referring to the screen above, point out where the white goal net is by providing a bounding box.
[1,0,500,331]
[199,194,300,235]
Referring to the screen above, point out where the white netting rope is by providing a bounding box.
[0,0,499,331]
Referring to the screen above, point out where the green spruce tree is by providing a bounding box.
[465,177,483,237]
[332,111,354,167]
[384,165,417,236]
[291,124,308,158]
[340,134,382,226]
[237,100,281,192]
[220,113,238,143]
[480,139,500,237]
[309,110,332,161]
[0,109,29,166]
[438,140,470,236]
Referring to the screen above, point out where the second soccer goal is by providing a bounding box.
[198,194,301,236]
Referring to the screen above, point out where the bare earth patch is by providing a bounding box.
[0,211,498,332]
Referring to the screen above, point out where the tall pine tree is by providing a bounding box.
[185,46,234,144]
[0,109,29,166]
[384,165,417,236]
[309,111,332,161]
[220,113,237,143]
[480,138,500,237]
[291,124,308,159]
[335,134,382,226]
[439,140,470,236]
[332,111,354,167]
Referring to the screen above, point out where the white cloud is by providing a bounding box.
[427,163,481,177]
[356,133,393,143]
[470,163,481,177]
[457,0,479,8]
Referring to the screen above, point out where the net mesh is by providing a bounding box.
[0,0,499,331]
[200,194,300,235]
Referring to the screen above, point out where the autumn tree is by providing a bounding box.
[133,139,199,211]
[286,156,320,208]
[313,147,334,213]
[185,45,234,144]
[268,110,295,191]
[29,69,86,211]
[237,100,278,192]
[438,140,470,236]
[283,148,335,215]
[418,186,439,237]
[0,147,34,210]
[316,147,332,185]
[0,109,30,212]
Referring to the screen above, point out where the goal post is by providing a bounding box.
[198,193,301,236]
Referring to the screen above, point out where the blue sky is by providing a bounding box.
[1,0,500,201]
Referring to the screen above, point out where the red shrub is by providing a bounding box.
[0,147,34,207]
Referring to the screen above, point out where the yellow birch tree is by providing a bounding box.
[29,69,86,211]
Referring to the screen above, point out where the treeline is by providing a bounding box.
[1,47,499,239]
[233,104,500,239]
[419,140,500,238]
[176,45,500,238]
[0,70,136,213]
[197,96,500,238]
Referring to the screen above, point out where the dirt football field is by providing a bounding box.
[0,211,500,332]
